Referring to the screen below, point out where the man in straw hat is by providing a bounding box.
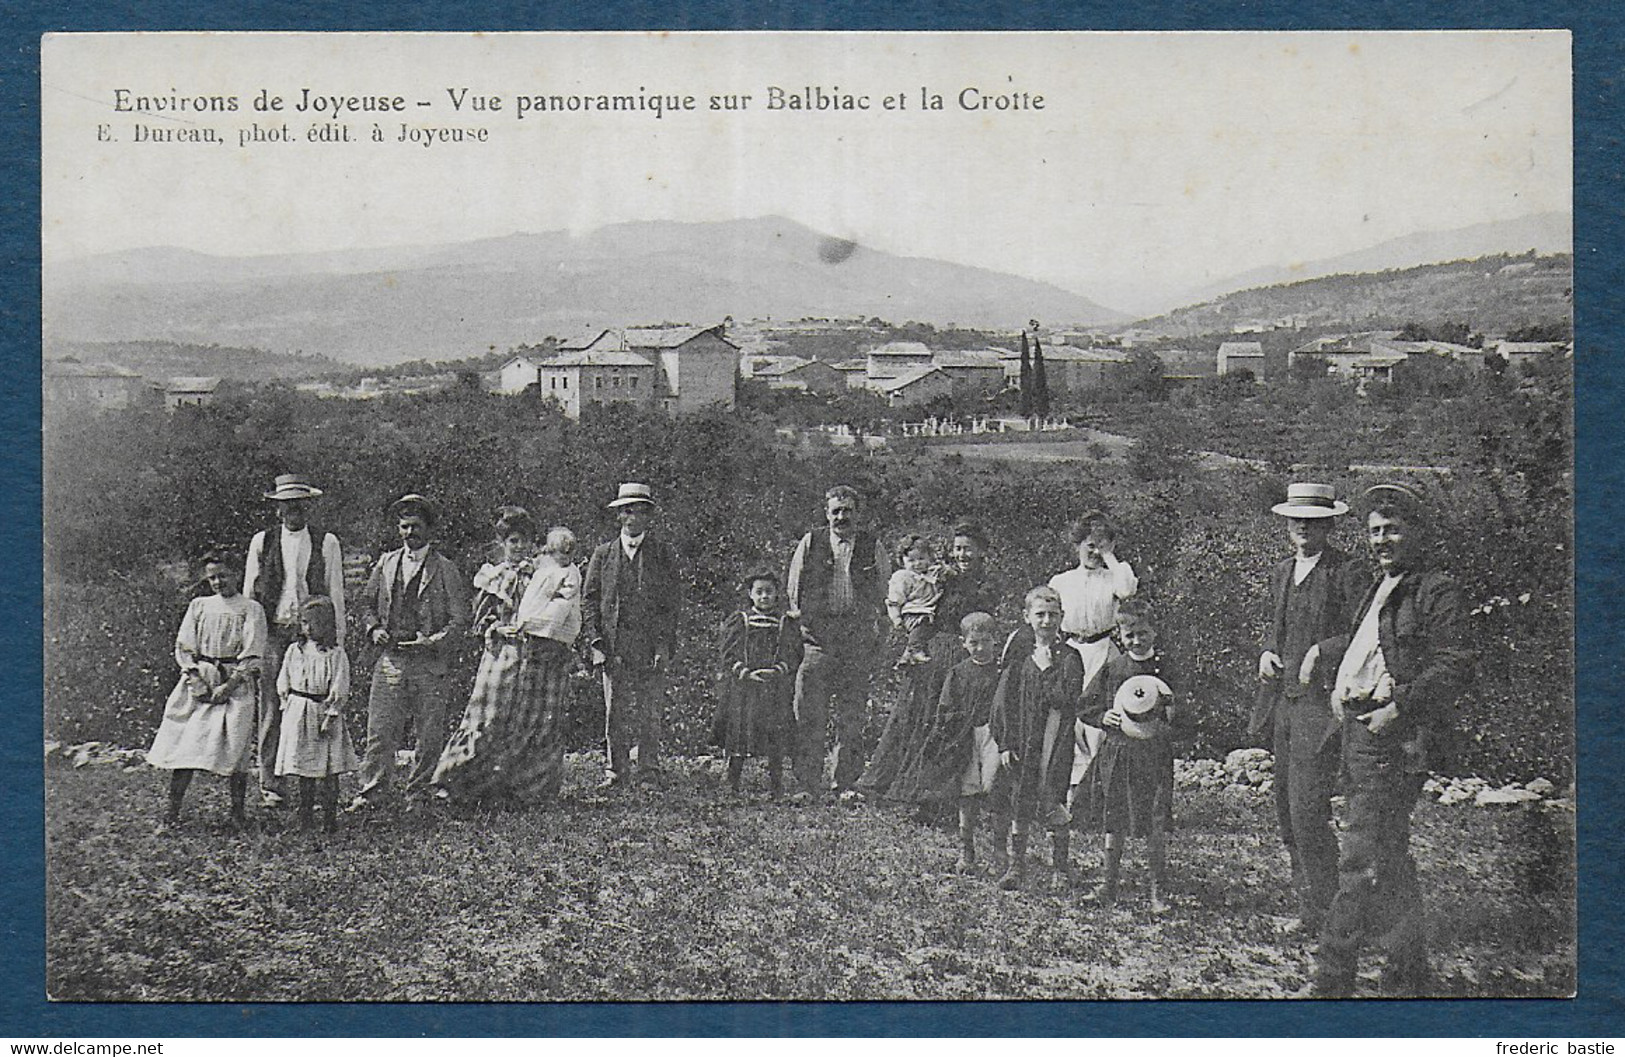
[243,474,347,809]
[582,483,683,789]
[349,493,468,811]
[1252,482,1367,932]
[1308,482,1472,996]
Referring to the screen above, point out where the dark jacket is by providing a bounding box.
[1322,567,1474,772]
[357,547,468,672]
[581,536,682,660]
[1250,547,1369,748]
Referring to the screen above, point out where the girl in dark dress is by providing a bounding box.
[1079,598,1183,912]
[714,571,803,796]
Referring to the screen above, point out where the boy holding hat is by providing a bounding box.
[350,493,468,809]
[582,483,683,788]
[1310,482,1472,996]
[1252,481,1367,930]
[244,473,346,808]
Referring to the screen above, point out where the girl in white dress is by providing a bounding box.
[1046,511,1138,795]
[147,552,268,830]
[275,596,358,831]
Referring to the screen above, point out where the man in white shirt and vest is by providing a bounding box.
[785,484,892,801]
[243,474,346,808]
[1303,483,1472,996]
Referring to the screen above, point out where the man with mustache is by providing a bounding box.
[1307,482,1472,996]
[785,484,892,802]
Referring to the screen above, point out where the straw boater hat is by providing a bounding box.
[1115,674,1174,740]
[607,482,656,508]
[1270,482,1349,519]
[262,473,324,501]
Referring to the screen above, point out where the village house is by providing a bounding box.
[999,344,1131,394]
[872,365,954,409]
[864,341,936,380]
[1152,347,1217,384]
[1216,341,1266,379]
[43,357,149,411]
[1494,340,1570,372]
[930,349,1007,400]
[511,323,738,419]
[1287,332,1404,376]
[164,376,222,411]
[535,350,658,418]
[832,357,870,390]
[751,356,845,396]
[591,325,740,415]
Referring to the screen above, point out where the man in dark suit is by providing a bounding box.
[582,483,682,788]
[1310,483,1473,996]
[349,493,468,809]
[1252,482,1367,930]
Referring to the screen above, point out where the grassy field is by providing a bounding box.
[45,756,1574,1002]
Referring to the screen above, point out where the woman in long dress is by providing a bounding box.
[147,551,268,829]
[859,522,998,808]
[433,521,582,805]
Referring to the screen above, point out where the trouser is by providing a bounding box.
[1316,718,1429,990]
[1272,696,1341,921]
[356,651,451,799]
[793,623,875,792]
[604,660,665,778]
[257,621,301,793]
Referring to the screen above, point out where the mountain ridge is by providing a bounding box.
[45,217,1127,364]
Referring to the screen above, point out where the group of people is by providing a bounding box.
[143,471,1470,997]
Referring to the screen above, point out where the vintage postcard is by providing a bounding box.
[40,31,1573,1002]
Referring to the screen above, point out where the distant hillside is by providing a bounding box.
[1132,253,1572,338]
[1158,212,1572,313]
[44,217,1127,366]
[44,340,350,384]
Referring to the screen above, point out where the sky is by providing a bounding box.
[41,31,1572,315]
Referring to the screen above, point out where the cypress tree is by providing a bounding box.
[1032,332,1051,416]
[1018,331,1033,416]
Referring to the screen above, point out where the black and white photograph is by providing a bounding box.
[39,31,1575,1002]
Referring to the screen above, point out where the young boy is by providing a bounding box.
[887,534,944,666]
[923,612,1003,872]
[988,586,1083,890]
[1079,598,1184,912]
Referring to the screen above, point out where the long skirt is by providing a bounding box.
[146,671,257,776]
[856,629,957,798]
[432,635,572,803]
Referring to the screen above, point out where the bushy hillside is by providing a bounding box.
[45,340,349,384]
[1135,253,1572,338]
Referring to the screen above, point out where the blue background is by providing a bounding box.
[4,0,1619,1038]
